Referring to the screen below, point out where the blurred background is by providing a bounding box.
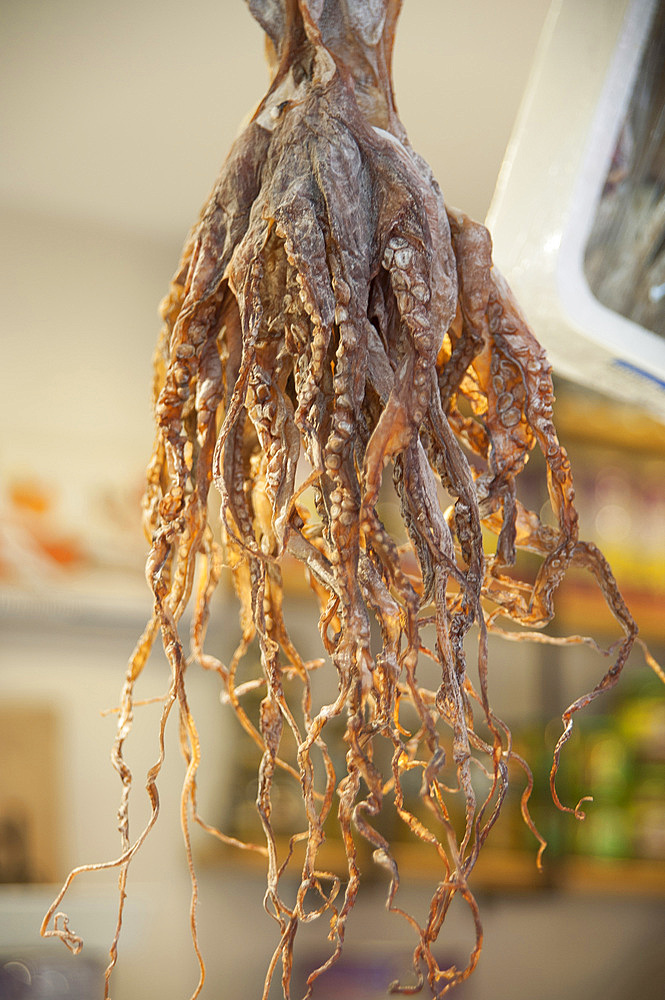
[1,1,664,998]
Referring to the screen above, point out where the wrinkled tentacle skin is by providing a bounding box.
[42,2,645,999]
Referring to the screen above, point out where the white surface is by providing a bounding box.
[488,0,665,419]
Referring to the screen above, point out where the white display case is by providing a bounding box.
[488,0,665,420]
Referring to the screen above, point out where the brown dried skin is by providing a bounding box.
[42,2,642,998]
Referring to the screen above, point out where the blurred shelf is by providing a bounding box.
[559,855,665,896]
[555,385,665,455]
[554,579,665,643]
[200,840,665,897]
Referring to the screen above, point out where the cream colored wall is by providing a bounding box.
[1,209,164,537]
[1,0,552,239]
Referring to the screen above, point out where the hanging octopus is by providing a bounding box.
[43,2,653,998]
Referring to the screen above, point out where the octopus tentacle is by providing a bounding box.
[42,4,661,999]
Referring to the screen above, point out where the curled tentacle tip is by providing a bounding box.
[372,847,398,880]
[49,914,84,955]
[574,795,593,822]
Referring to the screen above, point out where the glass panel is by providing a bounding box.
[584,2,665,339]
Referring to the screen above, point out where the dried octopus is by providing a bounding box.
[42,2,657,998]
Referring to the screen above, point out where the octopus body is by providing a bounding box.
[43,2,642,998]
